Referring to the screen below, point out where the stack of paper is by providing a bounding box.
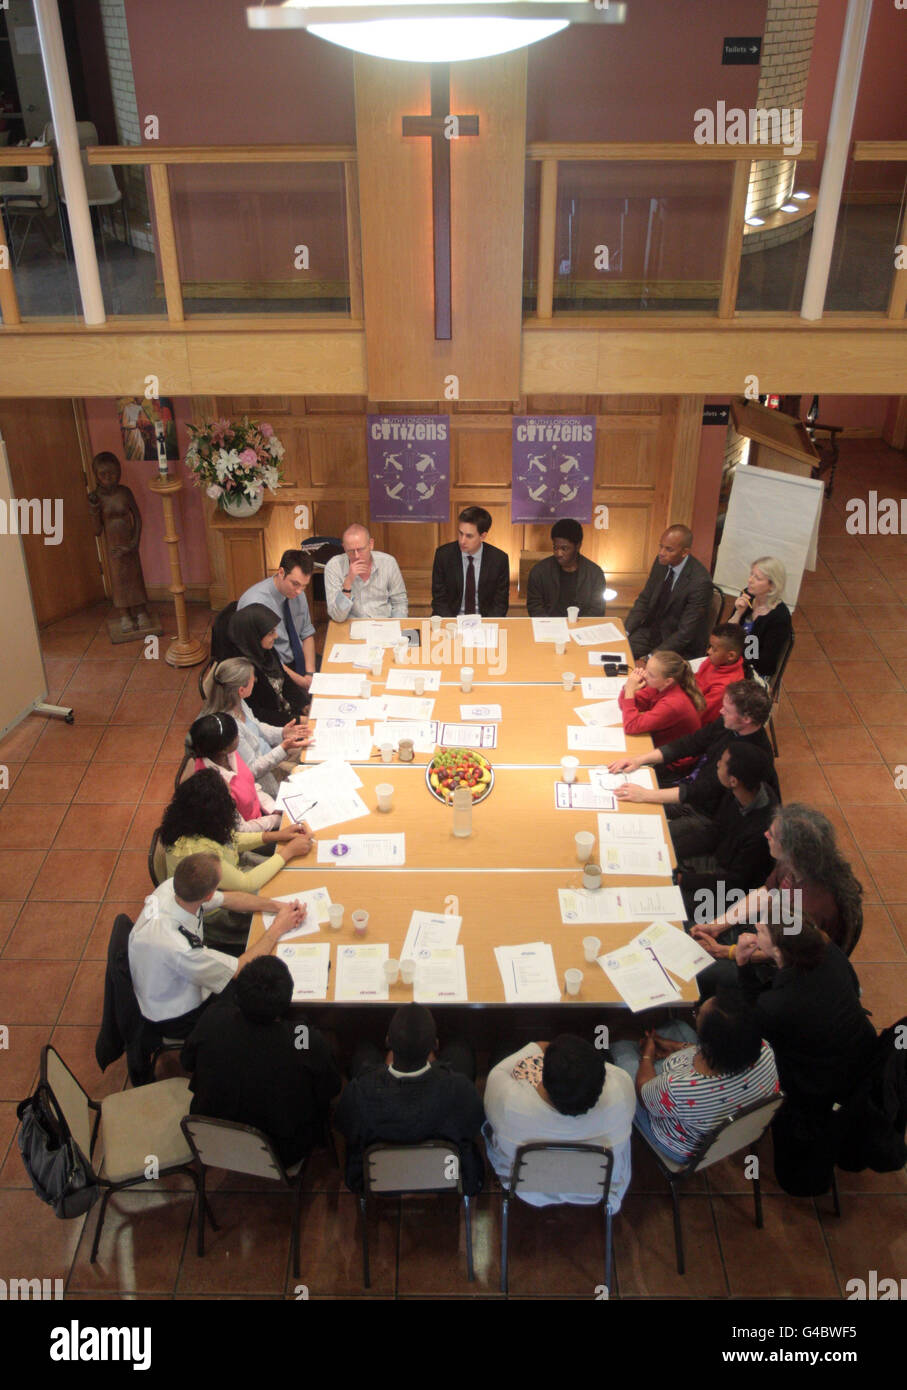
[597,942,682,1012]
[350,620,403,647]
[569,621,625,647]
[597,813,665,844]
[276,942,331,1001]
[439,722,497,749]
[558,884,685,924]
[262,887,331,935]
[309,673,366,696]
[372,720,438,754]
[459,624,499,649]
[531,616,569,643]
[589,766,657,793]
[385,669,441,692]
[304,725,374,762]
[327,643,371,665]
[555,783,617,811]
[574,699,622,727]
[414,948,469,1003]
[308,697,371,721]
[381,694,435,721]
[580,676,625,699]
[401,909,462,959]
[334,943,389,1001]
[494,942,561,1002]
[597,812,672,876]
[634,920,714,982]
[283,785,371,834]
[317,833,406,866]
[567,725,626,752]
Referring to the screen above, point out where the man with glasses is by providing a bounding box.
[324,523,409,622]
[237,548,317,691]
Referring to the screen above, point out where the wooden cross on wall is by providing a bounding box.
[402,64,479,341]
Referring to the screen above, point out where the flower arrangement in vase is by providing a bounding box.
[185,416,285,517]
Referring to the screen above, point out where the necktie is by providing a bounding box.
[464,556,477,615]
[652,567,674,624]
[282,597,308,675]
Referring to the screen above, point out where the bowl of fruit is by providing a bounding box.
[426,748,494,805]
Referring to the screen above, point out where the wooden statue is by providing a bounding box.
[87,451,158,639]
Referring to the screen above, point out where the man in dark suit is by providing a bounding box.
[625,524,713,660]
[431,506,510,617]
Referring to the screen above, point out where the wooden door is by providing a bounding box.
[0,399,106,624]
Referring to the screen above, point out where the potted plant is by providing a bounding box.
[185,416,284,517]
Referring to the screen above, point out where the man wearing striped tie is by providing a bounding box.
[431,506,510,617]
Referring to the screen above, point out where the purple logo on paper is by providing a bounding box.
[367,415,450,522]
[330,842,351,858]
[511,416,595,522]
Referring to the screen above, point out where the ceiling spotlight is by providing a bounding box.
[248,1,626,63]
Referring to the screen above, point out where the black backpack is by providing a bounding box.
[834,1016,907,1173]
[16,1083,99,1220]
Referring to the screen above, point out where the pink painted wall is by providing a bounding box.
[83,399,211,588]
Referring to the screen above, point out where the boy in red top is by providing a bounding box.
[695,624,746,725]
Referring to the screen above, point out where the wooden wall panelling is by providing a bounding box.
[453,424,514,489]
[667,395,705,529]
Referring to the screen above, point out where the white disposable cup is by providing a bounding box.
[555,640,566,656]
[583,863,603,891]
[560,755,579,785]
[575,830,595,863]
[394,644,408,664]
[380,742,393,764]
[567,606,580,624]
[370,653,383,677]
[562,671,576,692]
[582,935,601,963]
[460,666,474,693]
[376,782,394,812]
[413,676,426,695]
[400,958,416,984]
[359,680,371,699]
[383,958,400,985]
[352,910,369,935]
[565,968,583,997]
[328,904,345,930]
[430,614,442,631]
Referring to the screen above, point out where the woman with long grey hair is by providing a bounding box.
[200,657,311,799]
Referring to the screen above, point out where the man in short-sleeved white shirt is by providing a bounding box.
[129,853,305,1034]
[483,1035,635,1210]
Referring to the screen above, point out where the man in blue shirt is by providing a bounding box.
[237,548,316,693]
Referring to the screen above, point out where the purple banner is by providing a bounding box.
[511,416,596,523]
[367,415,450,522]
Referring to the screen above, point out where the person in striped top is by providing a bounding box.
[611,990,779,1164]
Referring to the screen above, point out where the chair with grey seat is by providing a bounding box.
[634,1090,785,1274]
[360,1139,475,1288]
[499,1142,614,1295]
[181,1115,308,1276]
[40,1044,200,1263]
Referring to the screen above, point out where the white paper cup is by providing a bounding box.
[575,830,595,863]
[359,680,371,699]
[413,676,426,695]
[583,863,603,891]
[394,644,408,664]
[328,904,345,930]
[567,606,580,624]
[560,755,579,785]
[565,968,583,997]
[555,640,566,656]
[351,910,369,935]
[430,614,442,631]
[380,742,393,764]
[370,652,383,677]
[582,935,601,963]
[383,958,400,985]
[562,671,576,692]
[376,782,394,812]
[400,958,416,984]
[460,666,474,693]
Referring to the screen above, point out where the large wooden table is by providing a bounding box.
[251,616,697,1009]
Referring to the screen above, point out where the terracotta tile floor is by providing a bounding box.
[1,448,906,1300]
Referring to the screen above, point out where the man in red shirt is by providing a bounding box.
[695,624,745,725]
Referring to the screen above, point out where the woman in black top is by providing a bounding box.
[222,603,308,725]
[728,555,792,679]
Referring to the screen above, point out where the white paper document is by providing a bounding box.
[284,757,363,795]
[372,720,438,754]
[308,697,372,721]
[439,722,497,749]
[531,617,569,643]
[597,813,667,845]
[589,766,657,793]
[413,947,469,1003]
[350,620,403,647]
[601,842,672,877]
[580,676,625,699]
[558,888,626,925]
[618,885,686,922]
[327,643,371,665]
[634,920,714,983]
[459,624,499,649]
[262,887,330,936]
[555,783,618,811]
[334,943,389,1001]
[276,942,331,1001]
[309,673,369,696]
[401,909,462,961]
[557,884,684,925]
[282,787,371,834]
[575,699,622,727]
[317,833,406,867]
[567,725,626,752]
[494,942,562,1003]
[459,703,502,721]
[570,622,625,647]
[380,694,436,721]
[385,669,441,692]
[597,942,682,1012]
[587,650,626,667]
[305,725,374,762]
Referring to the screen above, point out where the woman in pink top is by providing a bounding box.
[618,649,705,761]
[188,713,282,833]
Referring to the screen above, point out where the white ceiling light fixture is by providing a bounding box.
[248,1,627,64]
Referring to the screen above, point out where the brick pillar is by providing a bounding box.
[746,0,818,220]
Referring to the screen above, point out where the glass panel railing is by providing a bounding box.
[548,160,735,313]
[95,160,163,318]
[825,160,905,313]
[736,158,818,312]
[0,157,81,319]
[168,161,350,315]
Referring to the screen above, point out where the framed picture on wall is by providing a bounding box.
[117,396,178,462]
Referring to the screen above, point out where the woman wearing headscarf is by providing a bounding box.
[222,603,309,725]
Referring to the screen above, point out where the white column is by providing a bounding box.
[800,0,873,321]
[33,0,106,324]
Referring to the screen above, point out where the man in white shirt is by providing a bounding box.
[483,1034,635,1209]
[324,523,408,622]
[237,548,317,691]
[128,853,305,1036]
